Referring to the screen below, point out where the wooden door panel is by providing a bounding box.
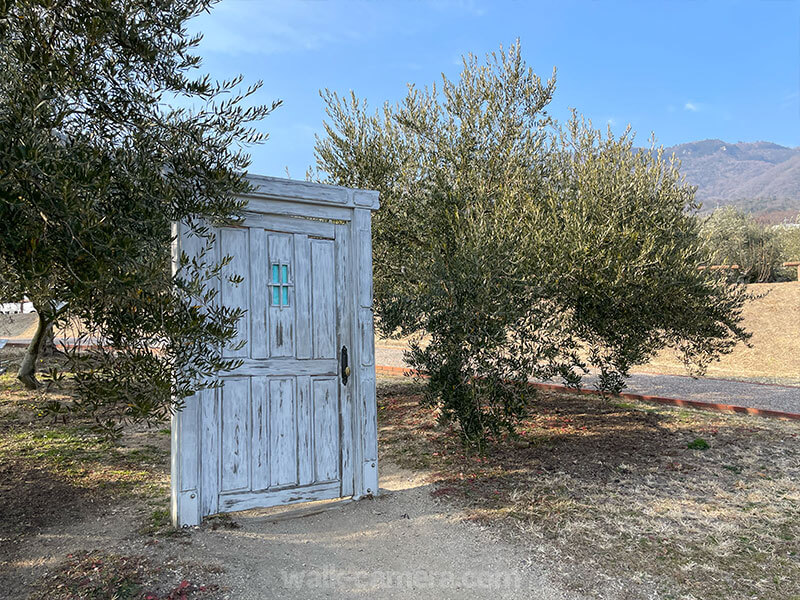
[219,480,341,513]
[268,377,297,488]
[267,232,295,357]
[312,377,339,482]
[249,228,269,359]
[310,239,336,359]
[179,213,356,524]
[172,180,380,529]
[199,388,220,516]
[334,224,355,499]
[250,376,270,491]
[293,234,313,359]
[220,377,250,493]
[225,358,337,377]
[219,228,250,358]
[296,375,314,486]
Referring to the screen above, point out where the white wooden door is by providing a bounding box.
[199,216,354,516]
[172,176,380,528]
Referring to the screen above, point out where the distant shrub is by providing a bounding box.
[699,207,788,282]
[775,220,800,267]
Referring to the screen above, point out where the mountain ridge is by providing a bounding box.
[660,139,800,221]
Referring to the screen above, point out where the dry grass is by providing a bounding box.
[377,375,800,600]
[0,312,38,338]
[376,282,800,384]
[29,551,219,600]
[0,314,90,340]
[642,282,800,383]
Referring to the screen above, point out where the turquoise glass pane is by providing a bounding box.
[281,265,288,283]
[271,264,279,283]
[272,286,280,306]
[282,286,289,305]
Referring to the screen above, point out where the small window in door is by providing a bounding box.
[270,263,292,307]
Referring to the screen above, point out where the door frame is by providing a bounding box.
[171,175,380,527]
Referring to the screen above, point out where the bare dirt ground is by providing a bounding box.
[2,463,582,600]
[4,348,798,599]
[177,462,581,600]
[0,349,579,600]
[377,376,800,600]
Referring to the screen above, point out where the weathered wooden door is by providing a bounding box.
[172,177,379,527]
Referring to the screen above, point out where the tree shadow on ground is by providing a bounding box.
[0,459,88,542]
[377,377,800,600]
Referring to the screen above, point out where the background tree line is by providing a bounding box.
[699,206,800,283]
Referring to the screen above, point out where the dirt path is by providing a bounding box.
[0,313,37,339]
[3,462,582,599]
[186,462,582,599]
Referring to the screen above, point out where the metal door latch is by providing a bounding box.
[341,346,350,385]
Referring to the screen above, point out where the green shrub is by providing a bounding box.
[688,437,710,450]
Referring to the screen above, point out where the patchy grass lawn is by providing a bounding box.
[0,350,169,541]
[377,375,800,600]
[0,348,219,599]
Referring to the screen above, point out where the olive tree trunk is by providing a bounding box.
[17,310,52,389]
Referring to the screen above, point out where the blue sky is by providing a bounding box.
[188,0,800,179]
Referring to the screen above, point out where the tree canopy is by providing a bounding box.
[0,0,278,434]
[314,43,750,445]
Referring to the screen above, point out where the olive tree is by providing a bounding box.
[313,43,749,445]
[699,207,784,282]
[546,118,750,388]
[0,0,278,434]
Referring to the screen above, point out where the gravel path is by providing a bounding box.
[376,346,800,416]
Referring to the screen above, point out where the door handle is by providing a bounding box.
[341,346,350,385]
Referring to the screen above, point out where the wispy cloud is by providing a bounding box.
[189,1,488,58]
[780,90,799,109]
[684,101,700,112]
[189,2,376,57]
